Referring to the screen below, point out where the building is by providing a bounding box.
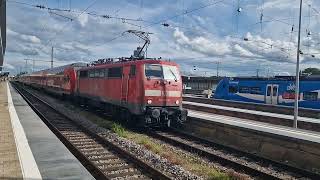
[182,76,223,96]
[0,0,6,72]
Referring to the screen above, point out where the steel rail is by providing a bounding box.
[12,82,171,180]
[147,127,320,180]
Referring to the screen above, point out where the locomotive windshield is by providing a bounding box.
[145,64,180,80]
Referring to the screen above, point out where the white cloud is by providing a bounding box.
[78,14,88,27]
[233,44,255,57]
[173,28,231,56]
[7,29,41,44]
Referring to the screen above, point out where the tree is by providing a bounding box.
[302,68,320,75]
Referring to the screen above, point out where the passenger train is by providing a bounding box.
[18,58,187,127]
[213,76,320,109]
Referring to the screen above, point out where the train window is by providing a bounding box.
[273,86,278,96]
[267,86,271,96]
[95,69,100,77]
[79,71,88,78]
[251,87,261,94]
[108,67,123,78]
[89,70,94,78]
[239,87,250,93]
[104,69,108,78]
[229,86,238,93]
[303,92,318,101]
[130,65,136,76]
[99,69,104,77]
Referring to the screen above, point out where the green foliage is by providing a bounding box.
[111,123,128,138]
[302,68,320,75]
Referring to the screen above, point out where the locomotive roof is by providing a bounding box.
[80,59,178,70]
[230,75,320,81]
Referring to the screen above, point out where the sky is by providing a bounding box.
[3,0,320,77]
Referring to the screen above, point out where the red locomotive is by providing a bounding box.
[19,59,187,127]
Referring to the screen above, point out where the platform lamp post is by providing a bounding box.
[293,0,303,128]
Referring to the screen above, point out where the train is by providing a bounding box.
[213,76,320,109]
[18,58,187,127]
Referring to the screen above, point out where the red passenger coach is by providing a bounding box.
[20,63,86,96]
[76,59,187,127]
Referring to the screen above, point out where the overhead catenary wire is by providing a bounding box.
[143,0,225,28]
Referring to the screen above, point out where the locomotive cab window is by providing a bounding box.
[163,65,180,81]
[145,64,180,80]
[145,64,163,79]
[108,67,123,78]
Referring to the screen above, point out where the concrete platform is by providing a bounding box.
[1,81,94,180]
[184,109,320,174]
[0,82,23,179]
[184,101,320,132]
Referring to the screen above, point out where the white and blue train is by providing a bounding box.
[213,76,320,110]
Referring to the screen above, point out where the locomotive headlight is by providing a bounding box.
[147,99,152,104]
[175,100,180,105]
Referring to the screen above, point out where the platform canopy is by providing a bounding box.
[0,0,6,72]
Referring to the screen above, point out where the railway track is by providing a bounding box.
[147,128,320,180]
[12,83,171,180]
[14,83,319,179]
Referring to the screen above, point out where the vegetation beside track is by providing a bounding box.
[62,99,238,179]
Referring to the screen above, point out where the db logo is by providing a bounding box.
[287,83,295,91]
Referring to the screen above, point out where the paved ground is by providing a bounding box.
[9,83,94,180]
[0,81,23,179]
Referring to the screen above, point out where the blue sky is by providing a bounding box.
[3,0,320,76]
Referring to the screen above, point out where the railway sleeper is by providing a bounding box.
[101,164,134,171]
[89,155,119,161]
[106,169,141,178]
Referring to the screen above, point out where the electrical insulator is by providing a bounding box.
[162,23,169,27]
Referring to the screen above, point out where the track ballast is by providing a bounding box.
[12,83,171,180]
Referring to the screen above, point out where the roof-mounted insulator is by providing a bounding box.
[307,29,312,36]
[35,5,46,9]
[162,23,169,27]
[102,15,111,19]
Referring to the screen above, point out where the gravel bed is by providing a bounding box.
[166,134,305,179]
[143,135,253,179]
[29,89,200,180]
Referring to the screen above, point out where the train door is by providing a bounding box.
[77,71,80,94]
[265,84,278,105]
[121,66,130,104]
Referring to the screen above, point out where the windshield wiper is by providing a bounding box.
[168,68,178,81]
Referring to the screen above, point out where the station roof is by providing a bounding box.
[0,0,6,71]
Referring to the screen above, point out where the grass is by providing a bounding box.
[111,123,128,138]
[60,103,239,179]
